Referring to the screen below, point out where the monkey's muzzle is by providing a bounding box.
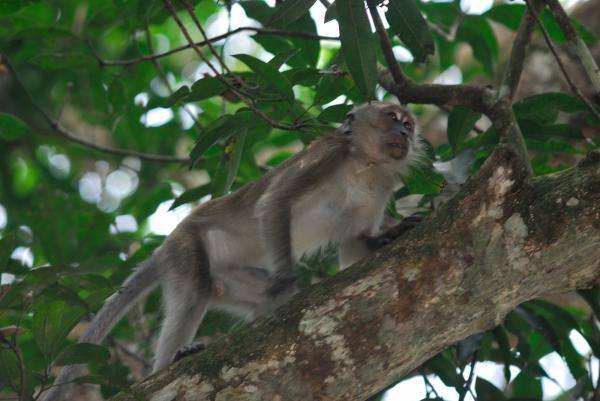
[386,138,409,160]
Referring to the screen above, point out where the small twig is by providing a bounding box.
[458,353,478,401]
[143,18,202,128]
[101,27,338,67]
[366,0,408,89]
[499,0,543,101]
[428,12,465,42]
[523,0,600,122]
[1,55,191,163]
[544,0,600,96]
[419,370,441,399]
[0,334,27,401]
[179,0,248,91]
[162,0,304,132]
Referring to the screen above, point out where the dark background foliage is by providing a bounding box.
[0,0,599,400]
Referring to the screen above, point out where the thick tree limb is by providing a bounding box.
[109,147,600,401]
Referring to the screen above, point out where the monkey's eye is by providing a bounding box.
[388,112,399,121]
[403,121,412,130]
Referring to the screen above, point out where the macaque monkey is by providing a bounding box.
[43,102,424,401]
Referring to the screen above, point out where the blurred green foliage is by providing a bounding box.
[0,0,599,400]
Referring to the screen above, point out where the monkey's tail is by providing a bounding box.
[41,257,162,401]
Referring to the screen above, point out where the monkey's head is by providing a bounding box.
[342,102,422,168]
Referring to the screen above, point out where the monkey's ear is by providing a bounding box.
[341,112,354,135]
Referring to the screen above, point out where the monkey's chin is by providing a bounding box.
[387,144,408,160]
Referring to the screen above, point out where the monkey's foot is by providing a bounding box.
[367,214,424,249]
[266,271,297,297]
[173,342,206,363]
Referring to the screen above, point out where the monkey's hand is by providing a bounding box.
[172,342,206,364]
[266,270,297,297]
[365,214,423,249]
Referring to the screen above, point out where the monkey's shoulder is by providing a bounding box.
[186,131,351,217]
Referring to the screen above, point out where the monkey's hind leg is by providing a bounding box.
[152,274,210,372]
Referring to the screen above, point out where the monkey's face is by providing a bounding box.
[379,105,415,161]
[346,103,417,164]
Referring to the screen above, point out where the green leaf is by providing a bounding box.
[386,0,435,63]
[53,343,111,366]
[268,0,317,28]
[29,52,95,69]
[324,3,336,22]
[240,0,274,25]
[284,67,324,86]
[213,130,247,196]
[511,371,543,399]
[32,301,86,359]
[424,351,461,389]
[40,283,90,312]
[190,111,268,163]
[402,165,445,195]
[188,77,227,102]
[475,377,506,401]
[190,114,234,163]
[513,92,586,124]
[539,9,597,45]
[447,106,481,155]
[314,74,346,105]
[0,347,20,390]
[492,326,512,382]
[457,16,498,77]
[318,104,353,124]
[515,305,562,353]
[233,54,294,102]
[336,0,377,101]
[169,184,211,210]
[577,289,600,321]
[252,34,302,67]
[484,4,525,31]
[165,85,190,107]
[268,48,302,70]
[288,13,320,67]
[0,113,29,141]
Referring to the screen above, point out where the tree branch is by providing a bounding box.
[162,0,306,132]
[366,0,408,89]
[109,146,600,401]
[499,0,543,101]
[524,0,600,122]
[100,27,338,67]
[377,67,497,112]
[544,0,600,97]
[1,55,191,164]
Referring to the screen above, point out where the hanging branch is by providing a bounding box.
[162,0,305,132]
[100,27,338,68]
[543,0,600,97]
[523,0,600,122]
[365,0,408,89]
[499,0,544,101]
[1,55,191,164]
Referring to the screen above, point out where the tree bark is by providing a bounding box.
[110,146,600,401]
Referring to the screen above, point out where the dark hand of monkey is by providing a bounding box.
[266,270,297,297]
[364,214,424,249]
[172,342,206,363]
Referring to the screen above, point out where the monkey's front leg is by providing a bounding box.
[363,214,423,249]
[258,196,299,297]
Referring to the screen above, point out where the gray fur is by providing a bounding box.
[43,102,423,401]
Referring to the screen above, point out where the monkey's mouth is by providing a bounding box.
[386,141,409,159]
